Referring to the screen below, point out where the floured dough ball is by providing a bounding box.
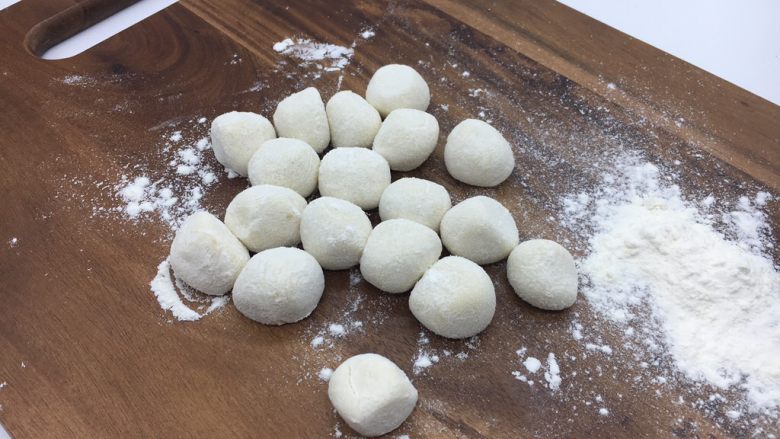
[507,239,578,310]
[328,353,418,437]
[372,109,439,171]
[366,64,430,117]
[318,148,390,210]
[300,197,372,270]
[409,256,496,339]
[224,185,306,253]
[211,111,276,176]
[326,91,381,148]
[233,247,324,325]
[169,211,249,296]
[360,219,441,293]
[440,196,519,264]
[272,87,330,153]
[247,138,320,197]
[444,119,515,187]
[379,178,451,232]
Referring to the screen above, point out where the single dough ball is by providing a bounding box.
[272,87,330,153]
[169,211,249,296]
[378,178,451,232]
[318,148,390,210]
[211,111,276,176]
[233,247,324,325]
[372,109,439,171]
[247,138,320,197]
[507,239,578,310]
[409,256,496,339]
[326,91,381,148]
[300,197,372,270]
[444,119,515,187]
[440,196,519,264]
[328,353,418,437]
[224,185,307,253]
[366,64,430,117]
[360,219,441,293]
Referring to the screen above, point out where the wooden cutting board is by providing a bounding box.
[1,0,778,437]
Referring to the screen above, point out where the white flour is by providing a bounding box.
[564,157,780,412]
[273,38,354,71]
[150,258,229,322]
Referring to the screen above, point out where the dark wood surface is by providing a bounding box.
[0,0,777,437]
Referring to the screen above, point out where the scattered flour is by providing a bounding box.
[544,353,562,391]
[150,258,229,322]
[273,38,354,71]
[360,28,376,39]
[523,357,542,373]
[318,367,333,382]
[599,408,610,416]
[8,237,17,247]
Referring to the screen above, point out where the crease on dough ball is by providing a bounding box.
[444,119,515,187]
[378,177,451,232]
[507,239,578,310]
[247,137,320,197]
[169,211,249,296]
[360,219,442,293]
[326,90,381,148]
[300,197,372,270]
[318,147,390,210]
[210,111,276,176]
[372,108,439,171]
[272,87,330,153]
[439,196,519,264]
[365,64,431,117]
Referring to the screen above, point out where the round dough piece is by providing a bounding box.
[169,211,249,296]
[247,138,320,197]
[211,111,276,176]
[378,178,451,232]
[440,196,519,264]
[360,219,442,293]
[372,109,439,171]
[328,353,418,437]
[366,64,430,117]
[409,256,496,339]
[272,87,330,153]
[318,148,390,210]
[444,119,515,187]
[507,239,578,310]
[326,91,381,148]
[224,185,307,253]
[300,197,372,270]
[233,247,324,325]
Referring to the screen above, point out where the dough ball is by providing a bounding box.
[409,256,496,339]
[372,109,439,171]
[507,239,578,310]
[444,119,515,187]
[328,353,418,437]
[211,111,276,176]
[169,211,249,296]
[360,219,442,293]
[326,91,381,148]
[378,178,451,232]
[366,64,430,117]
[300,197,372,270]
[440,196,519,264]
[247,138,320,197]
[233,247,324,325]
[318,148,390,210]
[272,87,330,153]
[224,185,307,253]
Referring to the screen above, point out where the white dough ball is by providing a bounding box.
[409,256,496,339]
[444,119,515,187]
[328,353,418,437]
[272,87,330,153]
[326,91,381,148]
[247,138,320,197]
[378,178,451,232]
[372,109,439,171]
[366,64,430,118]
[360,219,441,293]
[300,197,372,270]
[169,211,249,296]
[233,247,324,325]
[440,196,519,264]
[318,148,390,210]
[224,185,307,253]
[507,239,578,310]
[211,111,276,176]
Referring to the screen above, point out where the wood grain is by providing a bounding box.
[0,0,777,437]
